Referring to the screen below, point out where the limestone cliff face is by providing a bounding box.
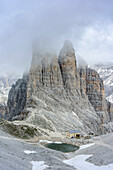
[21,41,102,134]
[79,68,87,98]
[27,52,63,99]
[5,40,113,135]
[79,68,109,123]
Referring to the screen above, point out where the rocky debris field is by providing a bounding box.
[0,127,75,170]
[66,133,113,169]
[0,124,113,170]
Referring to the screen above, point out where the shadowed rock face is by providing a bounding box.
[5,74,28,121]
[4,40,113,135]
[107,101,113,122]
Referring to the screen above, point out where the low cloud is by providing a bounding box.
[76,22,113,64]
[0,0,113,73]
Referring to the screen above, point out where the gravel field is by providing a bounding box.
[0,128,113,170]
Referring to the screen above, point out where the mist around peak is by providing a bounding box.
[77,55,88,68]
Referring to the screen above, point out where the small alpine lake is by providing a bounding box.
[45,143,79,153]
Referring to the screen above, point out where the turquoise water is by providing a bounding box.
[45,143,79,152]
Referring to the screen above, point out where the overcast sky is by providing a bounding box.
[0,0,113,73]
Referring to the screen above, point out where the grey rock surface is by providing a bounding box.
[1,125,113,170]
[72,133,113,166]
[0,127,75,170]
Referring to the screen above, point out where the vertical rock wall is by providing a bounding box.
[107,101,113,122]
[79,67,109,123]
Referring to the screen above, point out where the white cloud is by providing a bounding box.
[75,22,113,64]
[0,0,113,73]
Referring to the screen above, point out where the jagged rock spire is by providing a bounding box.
[58,40,77,90]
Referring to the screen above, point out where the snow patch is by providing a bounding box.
[31,161,49,170]
[72,111,78,117]
[39,140,53,143]
[24,150,37,154]
[63,154,113,170]
[80,143,95,150]
[39,140,62,144]
[107,94,113,103]
[54,141,63,144]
